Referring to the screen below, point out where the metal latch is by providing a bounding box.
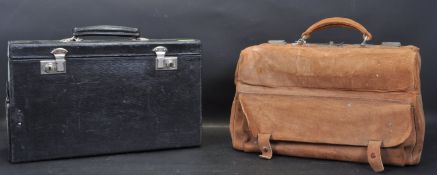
[268,40,286,44]
[40,48,68,74]
[153,46,177,70]
[381,42,401,47]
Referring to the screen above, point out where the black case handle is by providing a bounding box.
[61,25,146,42]
[73,25,140,38]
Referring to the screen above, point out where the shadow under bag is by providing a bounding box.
[230,17,425,172]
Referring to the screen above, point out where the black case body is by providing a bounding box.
[6,32,202,162]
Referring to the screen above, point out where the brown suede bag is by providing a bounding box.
[229,17,425,172]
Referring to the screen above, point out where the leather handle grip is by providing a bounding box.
[73,25,140,38]
[301,17,372,41]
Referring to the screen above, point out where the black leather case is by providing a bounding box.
[6,25,202,162]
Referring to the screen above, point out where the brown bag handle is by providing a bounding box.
[298,17,373,45]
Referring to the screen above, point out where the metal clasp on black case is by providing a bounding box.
[153,46,178,71]
[40,48,68,75]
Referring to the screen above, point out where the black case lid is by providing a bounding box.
[8,39,201,60]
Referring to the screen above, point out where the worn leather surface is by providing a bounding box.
[230,18,425,172]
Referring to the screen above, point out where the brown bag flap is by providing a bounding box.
[238,93,414,148]
[236,45,419,92]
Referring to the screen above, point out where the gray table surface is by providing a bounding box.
[0,114,435,175]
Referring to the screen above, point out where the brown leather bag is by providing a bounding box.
[229,17,425,172]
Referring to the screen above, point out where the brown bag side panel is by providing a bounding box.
[410,52,425,164]
[230,94,254,151]
[410,94,425,164]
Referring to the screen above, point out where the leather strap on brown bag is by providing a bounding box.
[367,140,384,172]
[257,133,273,159]
[301,17,373,41]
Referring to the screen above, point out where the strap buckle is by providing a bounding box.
[257,133,273,159]
[368,140,384,172]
